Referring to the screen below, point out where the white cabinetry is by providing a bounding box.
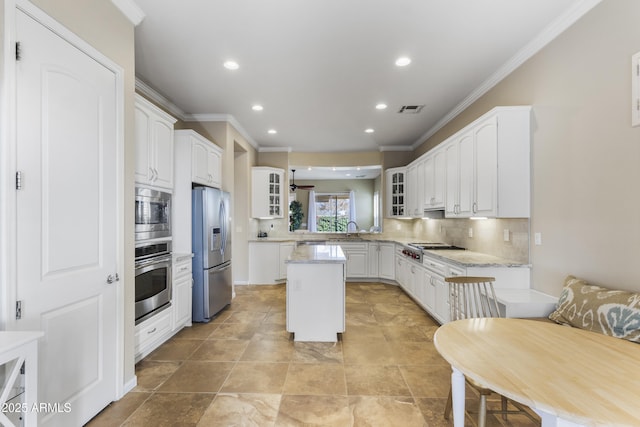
[378,243,396,280]
[339,242,368,278]
[252,167,284,218]
[175,129,223,188]
[406,161,425,218]
[173,130,223,254]
[286,261,345,342]
[248,242,280,284]
[445,107,531,218]
[368,242,395,280]
[134,94,177,190]
[173,254,193,330]
[385,167,406,217]
[423,147,446,210]
[248,241,295,284]
[134,307,173,362]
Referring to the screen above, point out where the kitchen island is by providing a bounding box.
[285,244,346,342]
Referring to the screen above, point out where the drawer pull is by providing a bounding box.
[147,327,157,334]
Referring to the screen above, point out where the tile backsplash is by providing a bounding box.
[388,217,530,264]
[254,217,530,264]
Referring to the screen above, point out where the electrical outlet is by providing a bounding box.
[534,232,542,245]
[503,229,510,242]
[468,227,473,238]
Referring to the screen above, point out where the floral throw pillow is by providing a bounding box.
[548,275,640,343]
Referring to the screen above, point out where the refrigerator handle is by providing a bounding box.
[219,200,227,255]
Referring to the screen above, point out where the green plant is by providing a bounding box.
[289,200,304,231]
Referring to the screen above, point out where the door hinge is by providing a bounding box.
[15,42,21,61]
[15,300,22,319]
[16,171,23,190]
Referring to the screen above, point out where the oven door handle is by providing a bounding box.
[135,254,172,270]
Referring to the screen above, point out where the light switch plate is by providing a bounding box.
[534,232,542,245]
[503,229,510,242]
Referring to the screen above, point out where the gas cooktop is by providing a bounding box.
[408,242,465,250]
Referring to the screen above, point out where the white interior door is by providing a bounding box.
[15,8,119,426]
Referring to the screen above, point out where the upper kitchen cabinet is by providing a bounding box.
[406,161,425,218]
[175,129,222,189]
[445,106,531,218]
[385,167,406,218]
[134,94,177,190]
[252,167,284,219]
[423,147,446,210]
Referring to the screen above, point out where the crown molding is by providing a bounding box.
[412,0,602,149]
[379,145,413,152]
[135,78,187,119]
[111,0,145,26]
[185,114,259,149]
[135,78,259,149]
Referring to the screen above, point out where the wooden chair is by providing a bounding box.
[443,276,537,427]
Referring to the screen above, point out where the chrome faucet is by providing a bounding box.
[346,221,359,237]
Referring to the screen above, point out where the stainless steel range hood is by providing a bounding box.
[422,209,444,219]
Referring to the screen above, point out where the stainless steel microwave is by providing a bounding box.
[135,187,171,241]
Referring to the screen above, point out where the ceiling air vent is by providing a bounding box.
[397,105,425,114]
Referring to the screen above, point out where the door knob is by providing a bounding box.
[107,273,119,284]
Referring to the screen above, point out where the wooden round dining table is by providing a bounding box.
[434,317,640,427]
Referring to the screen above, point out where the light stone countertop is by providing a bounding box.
[285,244,346,264]
[172,252,194,263]
[423,249,529,268]
[250,236,529,268]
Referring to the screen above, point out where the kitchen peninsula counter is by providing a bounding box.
[285,244,346,342]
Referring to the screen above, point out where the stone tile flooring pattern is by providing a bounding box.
[87,283,540,426]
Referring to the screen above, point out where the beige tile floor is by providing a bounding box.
[86,283,540,426]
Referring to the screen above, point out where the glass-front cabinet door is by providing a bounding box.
[385,167,406,217]
[269,172,281,216]
[251,167,284,219]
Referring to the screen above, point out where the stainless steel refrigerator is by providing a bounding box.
[192,186,232,322]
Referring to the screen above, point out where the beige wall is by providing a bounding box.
[414,0,640,295]
[10,0,137,389]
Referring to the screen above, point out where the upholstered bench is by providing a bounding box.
[543,275,640,343]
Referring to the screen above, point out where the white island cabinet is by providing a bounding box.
[286,244,346,342]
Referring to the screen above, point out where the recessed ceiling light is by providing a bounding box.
[365,128,375,133]
[252,104,263,111]
[268,129,277,134]
[223,60,239,70]
[375,103,388,110]
[395,57,411,67]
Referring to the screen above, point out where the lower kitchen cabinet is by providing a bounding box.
[134,253,193,362]
[134,307,173,362]
[173,254,193,330]
[248,241,296,284]
[248,242,280,284]
[337,242,368,278]
[369,242,395,280]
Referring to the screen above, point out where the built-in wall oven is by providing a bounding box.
[135,240,172,324]
[135,187,171,241]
